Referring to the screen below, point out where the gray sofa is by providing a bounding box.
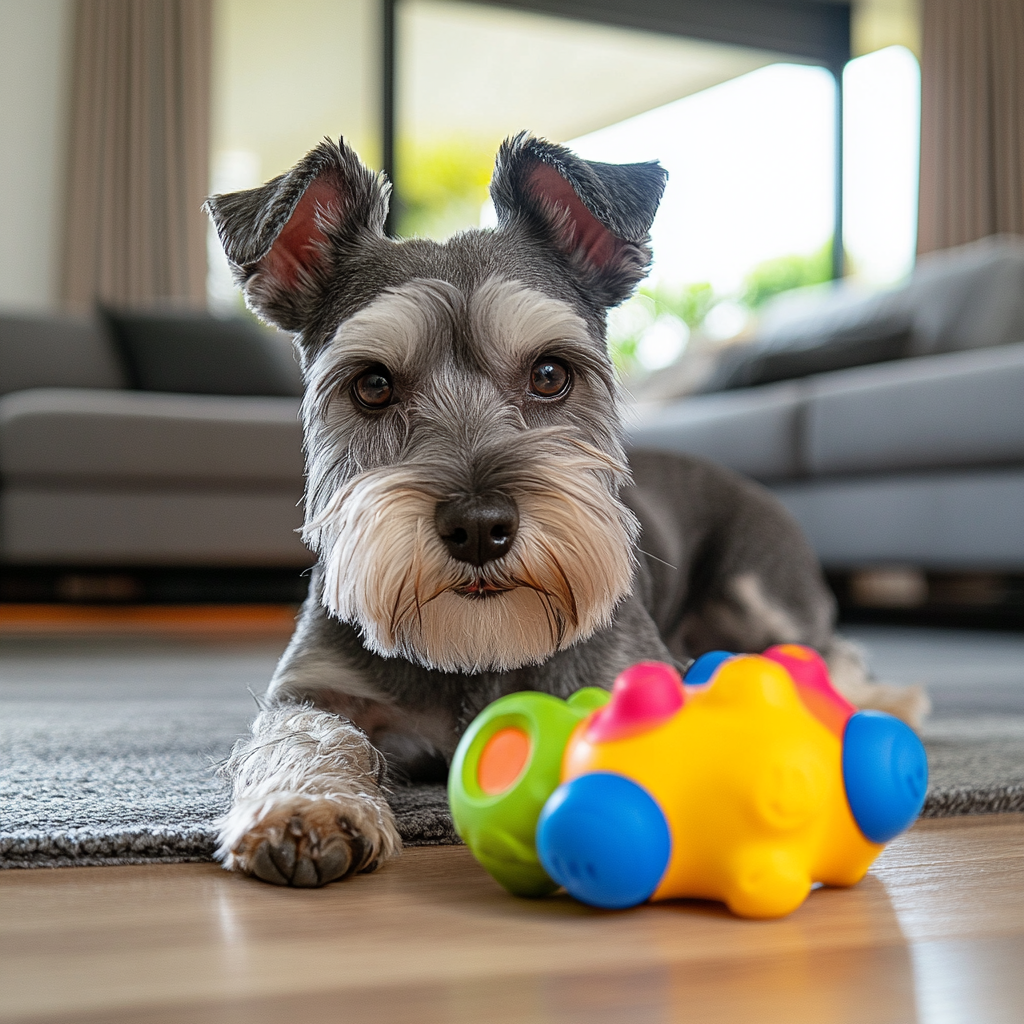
[629,236,1024,573]
[0,312,310,571]
[2,236,1022,599]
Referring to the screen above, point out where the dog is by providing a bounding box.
[205,133,928,888]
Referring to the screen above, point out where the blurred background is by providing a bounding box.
[1,0,1022,625]
[3,0,923,357]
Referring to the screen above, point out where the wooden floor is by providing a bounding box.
[0,604,298,637]
[1,816,1021,1024]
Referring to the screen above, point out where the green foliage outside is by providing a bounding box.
[740,239,835,309]
[649,280,719,328]
[395,137,496,240]
[606,281,716,374]
[389,140,840,377]
[609,240,839,375]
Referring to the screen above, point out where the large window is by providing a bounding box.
[395,0,779,240]
[568,61,838,369]
[208,0,920,376]
[587,45,920,374]
[395,0,850,373]
[208,0,381,313]
[843,45,920,288]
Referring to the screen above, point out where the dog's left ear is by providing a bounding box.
[204,137,390,332]
[490,133,667,308]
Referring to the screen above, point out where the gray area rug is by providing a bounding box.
[1,627,1022,869]
[844,625,1024,817]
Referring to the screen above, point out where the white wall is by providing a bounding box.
[212,0,380,184]
[208,0,380,309]
[401,1,778,150]
[0,0,73,312]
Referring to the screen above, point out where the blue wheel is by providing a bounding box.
[684,650,734,685]
[842,711,928,843]
[536,773,671,910]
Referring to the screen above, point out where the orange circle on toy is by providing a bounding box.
[477,727,531,795]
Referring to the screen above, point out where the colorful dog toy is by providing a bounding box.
[448,645,928,918]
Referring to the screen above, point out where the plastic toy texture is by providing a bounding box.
[448,645,928,919]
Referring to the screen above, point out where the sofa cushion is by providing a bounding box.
[1,487,309,565]
[0,389,303,486]
[904,235,1024,356]
[772,469,1024,569]
[0,315,127,395]
[103,308,303,397]
[805,342,1024,476]
[626,381,804,482]
[692,235,1024,398]
[698,292,912,393]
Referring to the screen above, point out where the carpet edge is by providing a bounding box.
[922,783,1024,816]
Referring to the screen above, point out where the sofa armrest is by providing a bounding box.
[0,389,304,486]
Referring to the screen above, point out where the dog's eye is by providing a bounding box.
[528,358,571,399]
[352,368,394,409]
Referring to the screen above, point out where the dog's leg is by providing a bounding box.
[628,454,931,728]
[824,635,931,729]
[216,703,401,887]
[687,574,931,728]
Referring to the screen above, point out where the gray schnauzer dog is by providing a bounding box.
[206,133,927,888]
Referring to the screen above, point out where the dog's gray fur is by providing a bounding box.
[207,133,928,888]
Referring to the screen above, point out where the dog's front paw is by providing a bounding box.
[217,792,401,887]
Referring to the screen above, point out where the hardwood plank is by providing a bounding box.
[0,604,297,637]
[871,815,1024,943]
[1,815,1021,1024]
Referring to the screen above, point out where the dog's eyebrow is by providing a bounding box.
[469,277,593,369]
[319,280,462,376]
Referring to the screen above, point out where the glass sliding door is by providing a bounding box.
[395,0,779,240]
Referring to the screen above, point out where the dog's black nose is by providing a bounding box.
[435,495,519,566]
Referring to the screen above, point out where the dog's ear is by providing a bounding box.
[204,138,390,332]
[490,133,667,308]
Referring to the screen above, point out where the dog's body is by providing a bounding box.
[208,134,926,888]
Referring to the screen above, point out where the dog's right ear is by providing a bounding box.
[490,133,667,308]
[204,138,390,332]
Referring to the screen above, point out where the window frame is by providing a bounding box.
[381,0,850,278]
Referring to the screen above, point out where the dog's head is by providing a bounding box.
[206,134,667,673]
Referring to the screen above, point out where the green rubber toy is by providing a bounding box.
[448,687,610,896]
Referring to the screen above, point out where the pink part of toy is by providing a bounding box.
[762,644,856,737]
[586,661,685,742]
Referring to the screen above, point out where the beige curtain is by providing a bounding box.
[62,0,212,311]
[918,0,1024,254]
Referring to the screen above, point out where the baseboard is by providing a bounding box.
[0,602,300,636]
[828,568,1024,629]
[0,564,311,605]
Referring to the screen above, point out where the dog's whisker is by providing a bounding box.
[516,575,557,642]
[536,539,579,628]
[566,436,631,474]
[413,590,423,634]
[542,590,564,648]
[507,568,563,649]
[508,568,547,595]
[412,523,427,634]
[637,548,678,572]
[388,570,408,640]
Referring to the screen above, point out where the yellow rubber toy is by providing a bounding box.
[450,646,928,919]
[563,655,881,918]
